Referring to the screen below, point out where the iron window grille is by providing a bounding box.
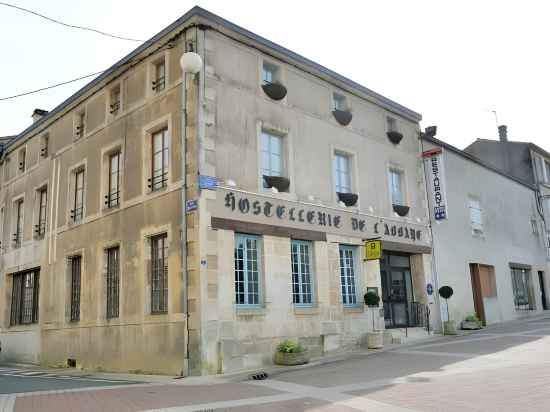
[106,247,120,319]
[10,270,39,326]
[339,245,358,306]
[291,240,313,305]
[151,233,168,314]
[69,256,82,322]
[234,234,261,306]
[105,152,121,208]
[35,189,47,238]
[511,267,534,310]
[148,128,168,191]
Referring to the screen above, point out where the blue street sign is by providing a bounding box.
[427,283,434,296]
[199,175,218,190]
[186,199,198,212]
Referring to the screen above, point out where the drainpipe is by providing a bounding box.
[179,29,204,377]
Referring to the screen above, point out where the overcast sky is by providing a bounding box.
[1,1,548,150]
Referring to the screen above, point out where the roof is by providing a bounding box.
[7,6,421,152]
[422,135,537,191]
[466,138,550,161]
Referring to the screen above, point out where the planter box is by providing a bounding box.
[332,109,353,126]
[366,331,384,349]
[337,192,358,207]
[461,320,483,330]
[273,351,309,366]
[443,320,457,335]
[262,82,287,100]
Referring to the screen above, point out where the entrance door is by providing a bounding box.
[381,253,413,328]
[469,264,486,323]
[539,271,548,310]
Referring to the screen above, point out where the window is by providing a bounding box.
[18,148,26,172]
[339,246,358,306]
[389,169,405,206]
[262,62,277,85]
[75,111,85,138]
[151,233,168,314]
[291,240,313,305]
[36,188,47,238]
[511,267,534,310]
[109,85,121,115]
[468,198,483,235]
[106,246,120,319]
[234,234,261,306]
[107,152,121,207]
[545,160,550,183]
[40,134,49,158]
[387,116,397,133]
[334,153,352,194]
[10,270,39,326]
[150,128,168,191]
[152,59,166,92]
[4,157,10,181]
[69,256,82,322]
[13,199,23,248]
[260,132,283,184]
[71,169,85,222]
[333,93,348,111]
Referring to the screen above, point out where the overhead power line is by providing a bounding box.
[0,71,106,101]
[0,2,144,42]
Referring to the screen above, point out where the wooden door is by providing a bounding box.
[469,264,486,323]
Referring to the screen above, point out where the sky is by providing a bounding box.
[1,0,549,150]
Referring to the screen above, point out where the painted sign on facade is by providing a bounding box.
[423,148,448,221]
[365,239,382,261]
[211,188,431,247]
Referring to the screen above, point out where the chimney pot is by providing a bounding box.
[498,125,508,142]
[32,108,49,124]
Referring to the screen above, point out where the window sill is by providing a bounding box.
[343,305,364,314]
[235,305,266,317]
[293,305,320,316]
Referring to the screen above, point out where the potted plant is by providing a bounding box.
[273,340,309,366]
[461,314,483,330]
[364,291,384,349]
[439,286,457,335]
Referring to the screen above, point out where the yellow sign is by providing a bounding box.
[365,239,382,261]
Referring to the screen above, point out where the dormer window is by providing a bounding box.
[152,59,166,93]
[75,111,86,138]
[109,85,121,115]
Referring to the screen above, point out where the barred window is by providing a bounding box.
[10,270,39,326]
[69,256,82,322]
[511,267,534,311]
[151,233,168,314]
[234,234,261,306]
[291,240,313,305]
[106,247,120,319]
[151,129,168,191]
[339,245,358,306]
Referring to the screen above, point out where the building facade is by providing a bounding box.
[0,7,434,375]
[423,135,549,326]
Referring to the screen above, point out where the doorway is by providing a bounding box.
[469,263,497,324]
[380,252,414,328]
[538,271,548,310]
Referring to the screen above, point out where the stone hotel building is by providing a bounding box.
[0,7,434,375]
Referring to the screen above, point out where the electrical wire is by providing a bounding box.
[0,71,106,101]
[0,2,144,42]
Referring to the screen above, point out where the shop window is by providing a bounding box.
[339,245,358,306]
[10,270,40,326]
[151,233,168,314]
[511,266,534,310]
[291,240,314,306]
[234,234,261,306]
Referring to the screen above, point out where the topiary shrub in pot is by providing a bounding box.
[364,291,384,349]
[461,313,483,330]
[273,340,309,366]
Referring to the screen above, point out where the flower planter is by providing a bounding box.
[392,204,410,217]
[337,192,358,207]
[262,82,287,100]
[443,320,457,335]
[366,331,384,349]
[332,109,353,126]
[387,131,404,144]
[263,175,290,192]
[461,320,483,330]
[273,350,309,366]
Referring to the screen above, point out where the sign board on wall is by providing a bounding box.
[365,239,382,261]
[422,148,448,221]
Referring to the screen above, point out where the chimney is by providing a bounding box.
[32,108,49,123]
[498,125,508,142]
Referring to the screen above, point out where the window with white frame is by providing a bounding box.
[468,197,483,235]
[260,132,283,183]
[333,93,348,111]
[339,245,358,306]
[234,234,261,306]
[387,116,397,133]
[262,62,278,85]
[291,240,314,305]
[389,169,405,206]
[334,152,352,194]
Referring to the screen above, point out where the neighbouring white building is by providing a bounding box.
[422,134,549,327]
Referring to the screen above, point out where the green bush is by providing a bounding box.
[276,340,304,354]
[464,313,480,322]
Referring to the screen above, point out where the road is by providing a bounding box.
[2,316,550,411]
